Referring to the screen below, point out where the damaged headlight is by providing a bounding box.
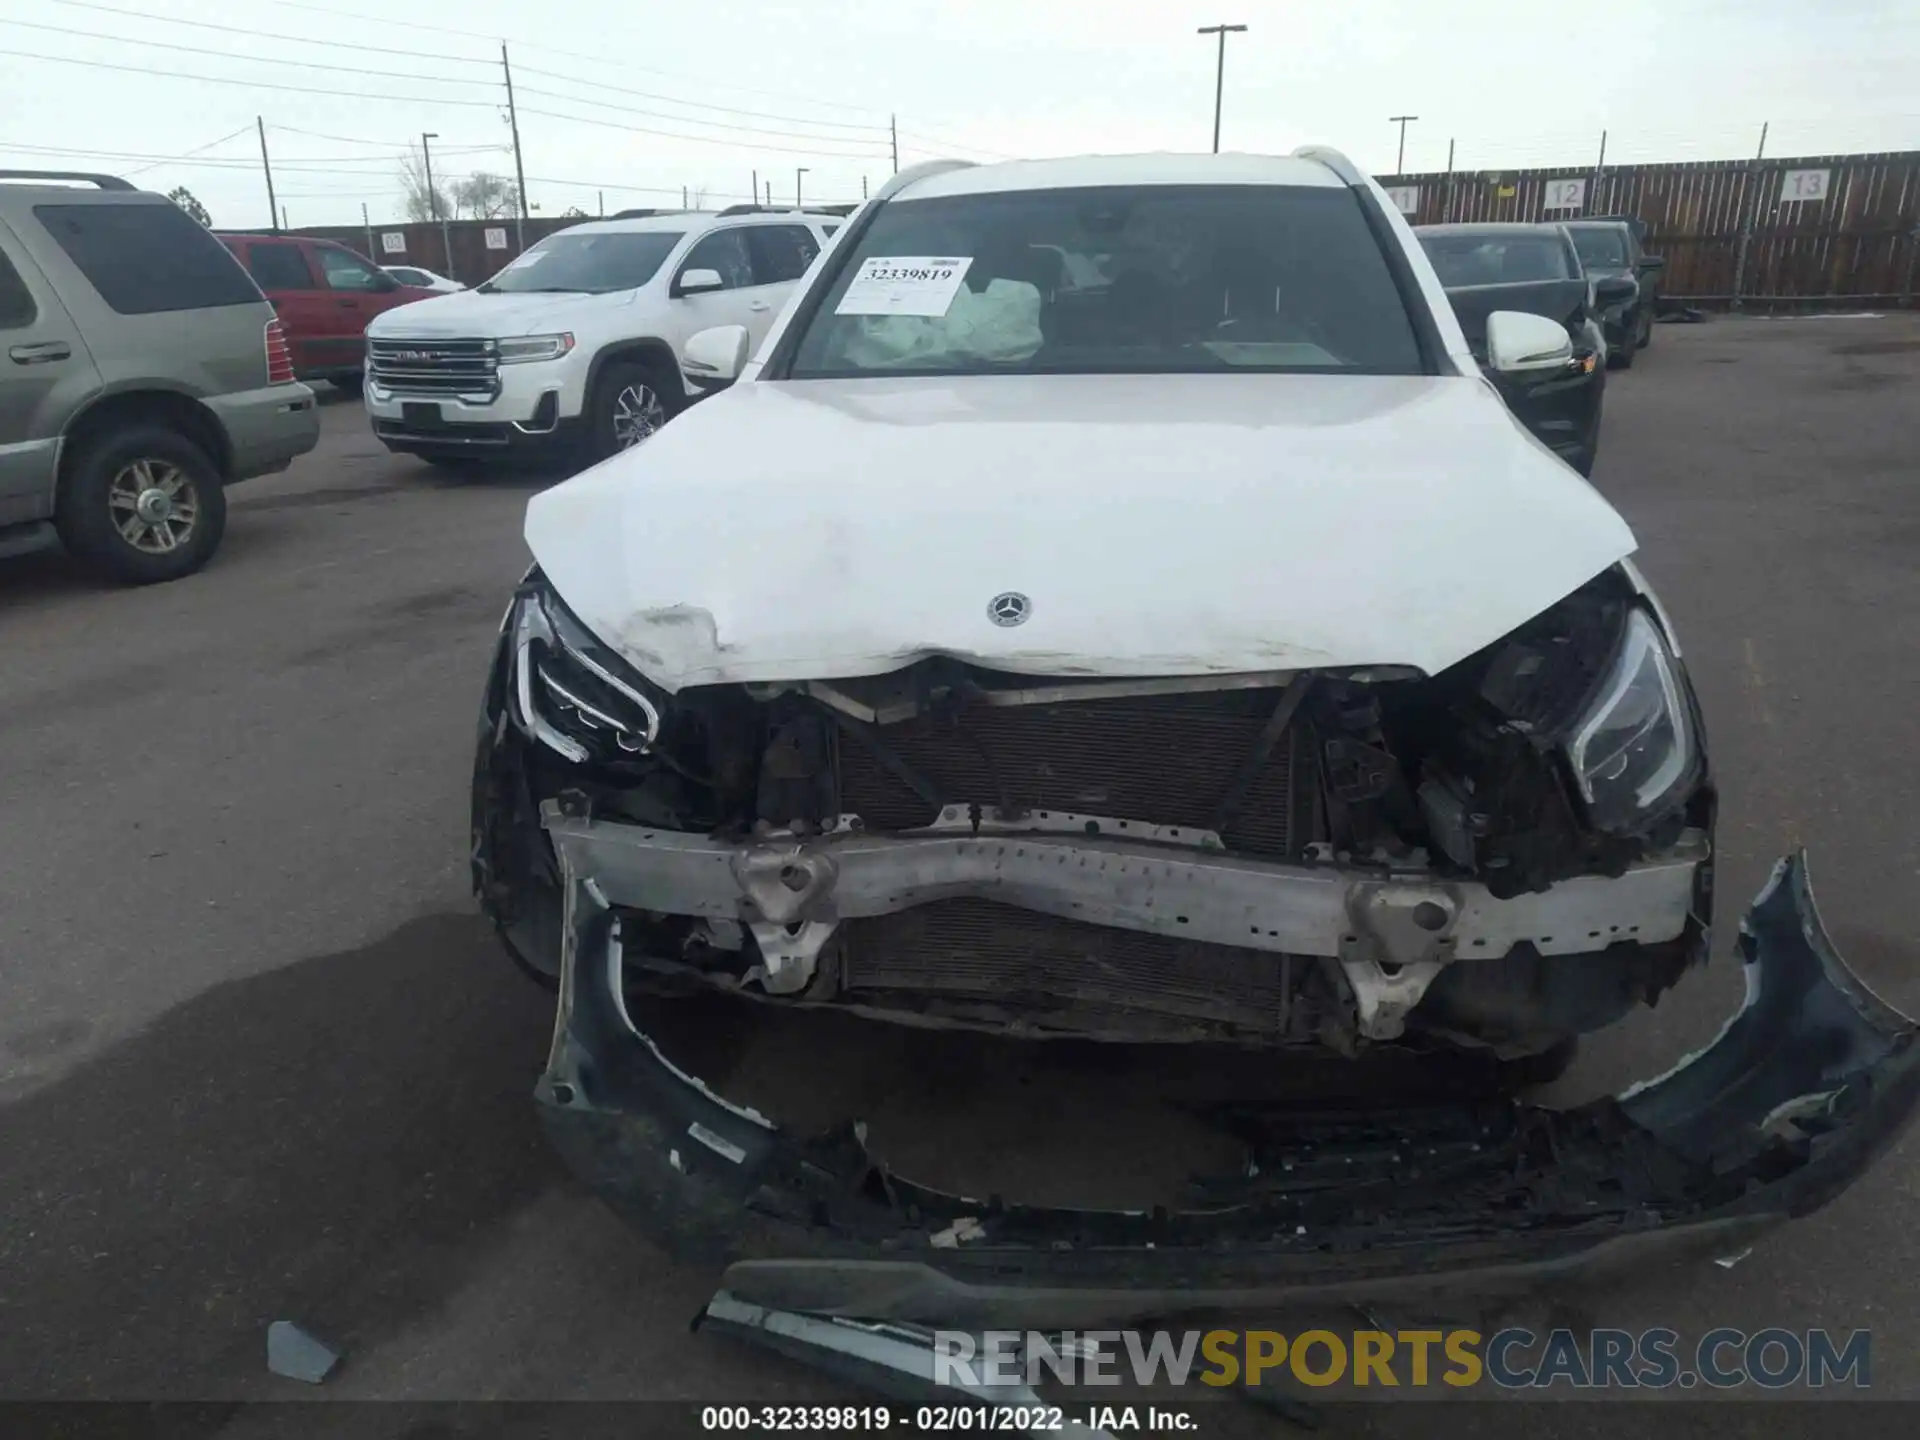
[509,585,663,762]
[1565,608,1696,833]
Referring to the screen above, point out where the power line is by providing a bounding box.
[47,0,498,66]
[1,18,504,89]
[517,106,891,160]
[894,130,1019,161]
[513,86,889,152]
[255,0,892,119]
[508,63,887,135]
[121,124,254,176]
[4,46,510,106]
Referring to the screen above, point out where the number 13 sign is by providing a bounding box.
[1779,169,1830,203]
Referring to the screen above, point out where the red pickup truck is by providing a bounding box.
[218,234,435,393]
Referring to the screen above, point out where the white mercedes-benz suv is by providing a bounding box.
[363,208,838,469]
[467,149,1915,1324]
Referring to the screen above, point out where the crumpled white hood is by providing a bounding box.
[368,286,628,339]
[525,372,1636,692]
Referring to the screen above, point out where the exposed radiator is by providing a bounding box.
[840,899,1300,1038]
[834,688,1309,858]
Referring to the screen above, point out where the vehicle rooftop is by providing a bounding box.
[897,152,1349,200]
[1414,221,1568,233]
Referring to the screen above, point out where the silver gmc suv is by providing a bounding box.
[0,170,320,583]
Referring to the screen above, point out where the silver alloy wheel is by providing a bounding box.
[107,458,199,555]
[610,383,666,450]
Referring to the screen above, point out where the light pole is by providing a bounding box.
[1389,115,1419,174]
[795,167,810,209]
[421,132,451,275]
[1197,23,1247,154]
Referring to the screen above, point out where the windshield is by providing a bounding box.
[1418,231,1574,287]
[1570,227,1630,269]
[786,184,1424,378]
[481,231,682,294]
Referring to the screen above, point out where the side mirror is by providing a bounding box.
[1485,310,1574,374]
[682,324,750,387]
[676,267,725,296]
[1639,254,1667,273]
[371,270,400,293]
[1594,274,1638,305]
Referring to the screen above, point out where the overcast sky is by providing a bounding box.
[2,0,1914,231]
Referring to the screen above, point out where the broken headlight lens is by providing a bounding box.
[509,586,662,762]
[1565,608,1695,833]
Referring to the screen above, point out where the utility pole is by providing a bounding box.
[1590,129,1608,212]
[501,43,530,250]
[598,190,604,217]
[862,175,868,199]
[1443,136,1456,222]
[362,202,373,260]
[1732,123,1770,312]
[890,114,899,174]
[682,185,689,207]
[751,169,759,209]
[1196,24,1247,153]
[256,116,279,233]
[795,167,809,209]
[1389,115,1419,174]
[280,205,290,230]
[422,132,450,275]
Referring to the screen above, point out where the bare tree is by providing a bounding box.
[398,145,450,224]
[689,186,710,210]
[166,186,211,226]
[450,172,520,219]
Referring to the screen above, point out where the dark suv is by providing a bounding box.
[1564,217,1665,363]
[1,171,319,583]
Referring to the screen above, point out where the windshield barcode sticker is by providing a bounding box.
[834,255,973,316]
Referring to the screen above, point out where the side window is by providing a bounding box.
[386,268,425,286]
[31,202,258,314]
[747,225,820,285]
[677,229,755,291]
[317,246,385,292]
[246,241,317,291]
[0,245,37,329]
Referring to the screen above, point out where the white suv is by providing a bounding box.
[362,208,839,468]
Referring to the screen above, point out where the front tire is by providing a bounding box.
[588,360,680,462]
[55,425,227,585]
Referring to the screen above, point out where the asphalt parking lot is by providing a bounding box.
[3,314,1918,1430]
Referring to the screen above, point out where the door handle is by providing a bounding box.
[748,301,772,312]
[336,299,358,308]
[9,341,71,364]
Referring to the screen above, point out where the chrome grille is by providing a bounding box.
[367,336,498,396]
[835,689,1308,859]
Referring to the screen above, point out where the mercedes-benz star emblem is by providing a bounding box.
[987,592,1032,627]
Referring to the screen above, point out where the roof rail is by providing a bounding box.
[871,158,974,206]
[1289,146,1365,188]
[0,169,137,191]
[714,203,857,218]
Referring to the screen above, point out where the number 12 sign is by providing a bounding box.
[1542,178,1586,211]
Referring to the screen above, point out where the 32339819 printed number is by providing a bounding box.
[702,1406,894,1430]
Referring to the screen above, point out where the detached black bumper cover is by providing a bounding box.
[536,853,1918,1328]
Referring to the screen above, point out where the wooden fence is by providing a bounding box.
[1379,151,1920,309]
